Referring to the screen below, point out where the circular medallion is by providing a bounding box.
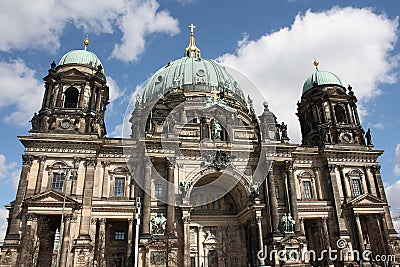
[61,120,71,129]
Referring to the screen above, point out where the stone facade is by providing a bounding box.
[1,34,399,267]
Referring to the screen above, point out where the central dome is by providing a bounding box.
[139,57,246,104]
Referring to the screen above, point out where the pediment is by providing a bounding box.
[24,190,81,209]
[59,68,88,78]
[347,193,386,206]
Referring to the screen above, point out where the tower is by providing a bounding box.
[297,60,365,146]
[30,38,109,137]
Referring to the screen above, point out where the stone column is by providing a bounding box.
[34,155,46,194]
[101,160,110,198]
[313,167,323,200]
[182,211,191,267]
[338,165,350,201]
[198,226,205,267]
[370,165,386,200]
[167,159,175,231]
[142,159,152,235]
[99,218,106,267]
[362,166,373,195]
[327,164,349,236]
[78,157,96,239]
[354,214,364,252]
[283,161,300,233]
[18,213,38,265]
[59,214,73,267]
[321,217,334,267]
[5,155,33,241]
[378,213,392,255]
[256,213,265,265]
[267,170,279,233]
[321,217,331,249]
[299,218,305,236]
[127,218,134,265]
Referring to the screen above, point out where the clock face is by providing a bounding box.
[61,120,71,129]
[342,133,351,142]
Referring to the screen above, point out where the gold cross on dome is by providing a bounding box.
[189,24,196,34]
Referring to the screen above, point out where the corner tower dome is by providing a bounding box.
[58,38,103,73]
[139,24,246,105]
[302,60,342,93]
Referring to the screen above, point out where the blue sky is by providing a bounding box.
[0,0,399,239]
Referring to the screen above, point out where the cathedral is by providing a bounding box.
[1,25,399,267]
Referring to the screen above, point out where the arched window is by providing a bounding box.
[334,104,348,124]
[64,87,79,108]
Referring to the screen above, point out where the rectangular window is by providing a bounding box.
[114,230,125,240]
[351,179,362,197]
[155,184,163,198]
[114,178,125,197]
[303,181,313,199]
[52,173,65,192]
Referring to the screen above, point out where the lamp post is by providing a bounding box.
[134,197,141,267]
[55,166,77,267]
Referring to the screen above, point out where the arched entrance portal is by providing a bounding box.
[183,172,259,267]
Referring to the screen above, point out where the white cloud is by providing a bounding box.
[0,0,179,62]
[111,0,179,62]
[0,154,20,189]
[0,59,43,127]
[386,180,400,234]
[106,76,123,108]
[394,144,400,176]
[373,122,385,129]
[0,208,8,243]
[218,7,399,143]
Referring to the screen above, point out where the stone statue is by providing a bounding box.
[280,122,288,138]
[212,120,222,139]
[280,213,295,233]
[179,181,192,196]
[365,128,372,146]
[249,181,261,200]
[151,214,167,234]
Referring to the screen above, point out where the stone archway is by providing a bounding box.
[182,172,253,267]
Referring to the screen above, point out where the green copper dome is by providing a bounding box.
[303,69,343,93]
[59,49,103,72]
[139,57,246,104]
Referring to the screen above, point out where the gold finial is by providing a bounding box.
[313,59,319,69]
[84,35,90,51]
[185,23,201,58]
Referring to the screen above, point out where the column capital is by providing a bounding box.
[328,164,336,173]
[101,160,110,167]
[336,165,344,172]
[73,157,82,165]
[369,165,381,174]
[354,213,361,219]
[64,214,74,222]
[99,218,106,225]
[25,213,37,222]
[84,157,97,167]
[313,167,320,173]
[90,218,97,225]
[282,160,293,172]
[167,158,176,168]
[22,155,34,166]
[37,155,47,162]
[128,218,134,225]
